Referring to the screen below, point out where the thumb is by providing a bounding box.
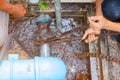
[88,17,97,25]
[90,16,102,21]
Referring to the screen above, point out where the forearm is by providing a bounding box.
[104,21,120,32]
[0,0,14,14]
[96,0,103,16]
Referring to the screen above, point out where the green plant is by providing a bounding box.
[38,0,48,10]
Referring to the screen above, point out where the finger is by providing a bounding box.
[88,17,96,25]
[90,33,94,42]
[85,34,91,43]
[92,34,99,41]
[85,38,89,43]
[85,39,88,43]
[18,4,27,14]
[85,33,99,43]
[89,34,95,43]
[88,18,99,29]
[90,16,102,21]
[85,34,95,43]
[82,28,94,40]
[91,33,96,42]
[82,31,89,40]
[88,17,95,22]
[88,17,95,26]
[94,35,99,40]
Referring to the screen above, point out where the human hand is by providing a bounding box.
[82,28,101,43]
[88,16,109,30]
[10,4,26,18]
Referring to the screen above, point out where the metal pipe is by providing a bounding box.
[54,0,62,30]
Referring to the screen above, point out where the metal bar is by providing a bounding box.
[89,41,99,80]
[100,36,110,80]
[54,0,62,30]
[97,39,103,80]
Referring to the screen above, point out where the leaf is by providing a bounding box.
[38,2,48,10]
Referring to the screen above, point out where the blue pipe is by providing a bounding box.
[0,54,66,80]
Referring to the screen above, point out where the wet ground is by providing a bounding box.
[9,17,90,80]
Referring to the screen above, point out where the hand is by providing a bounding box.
[82,28,101,43]
[10,4,27,18]
[88,16,109,30]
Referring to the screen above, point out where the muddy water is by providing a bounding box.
[9,17,89,80]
